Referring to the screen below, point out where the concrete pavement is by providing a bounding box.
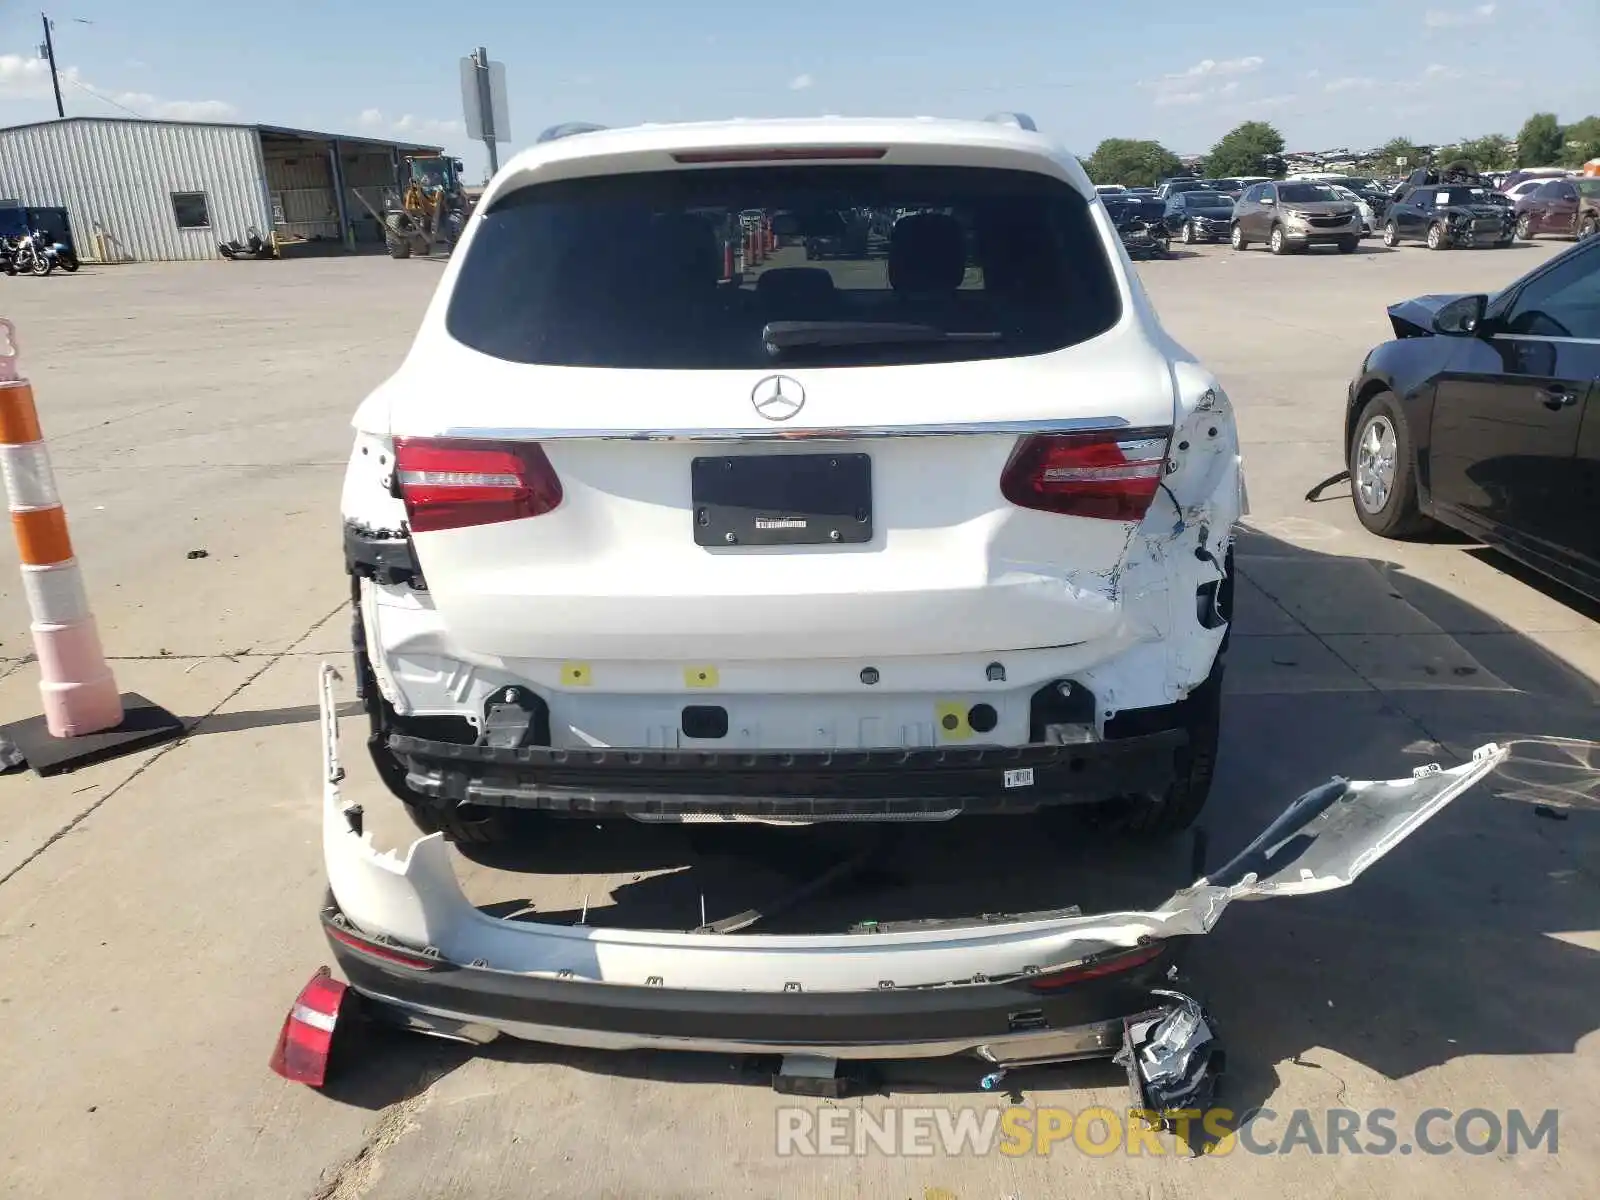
[1,241,1596,1198]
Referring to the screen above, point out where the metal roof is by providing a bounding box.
[0,115,442,154]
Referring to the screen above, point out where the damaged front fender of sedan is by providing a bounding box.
[315,665,1506,1053]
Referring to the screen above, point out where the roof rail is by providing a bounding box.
[536,122,609,144]
[983,112,1038,132]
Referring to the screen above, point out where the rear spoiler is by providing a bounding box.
[534,113,1042,144]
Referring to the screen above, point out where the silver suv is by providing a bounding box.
[1229,181,1360,254]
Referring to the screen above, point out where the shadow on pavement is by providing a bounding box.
[320,524,1600,1111]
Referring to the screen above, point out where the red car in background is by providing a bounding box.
[1515,177,1600,240]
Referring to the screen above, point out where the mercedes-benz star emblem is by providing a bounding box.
[751,374,805,421]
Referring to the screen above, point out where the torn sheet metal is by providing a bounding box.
[319,664,1507,994]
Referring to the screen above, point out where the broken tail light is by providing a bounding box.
[394,438,563,533]
[1027,941,1167,991]
[269,966,348,1087]
[1000,429,1170,521]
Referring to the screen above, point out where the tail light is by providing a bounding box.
[269,966,348,1086]
[1000,428,1170,521]
[1027,942,1167,991]
[394,438,563,533]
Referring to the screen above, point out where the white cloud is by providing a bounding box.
[1324,76,1376,93]
[0,53,61,99]
[355,109,463,139]
[1422,63,1465,80]
[1425,4,1495,27]
[789,73,814,91]
[1148,55,1264,106]
[109,91,237,121]
[1174,56,1265,79]
[0,54,233,120]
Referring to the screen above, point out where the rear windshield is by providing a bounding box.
[446,165,1120,369]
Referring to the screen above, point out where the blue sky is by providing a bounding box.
[2,1,1596,177]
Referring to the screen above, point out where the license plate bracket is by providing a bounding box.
[692,453,872,547]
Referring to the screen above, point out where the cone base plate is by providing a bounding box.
[1,693,185,776]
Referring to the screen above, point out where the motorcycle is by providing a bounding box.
[2,231,53,277]
[41,235,79,273]
[218,228,276,260]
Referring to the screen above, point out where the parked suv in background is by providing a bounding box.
[1230,181,1360,254]
[342,117,1243,845]
[1384,184,1515,250]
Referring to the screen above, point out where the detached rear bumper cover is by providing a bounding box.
[320,666,1507,1053]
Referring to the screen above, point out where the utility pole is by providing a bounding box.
[39,13,64,119]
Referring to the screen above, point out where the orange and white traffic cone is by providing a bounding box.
[0,319,182,775]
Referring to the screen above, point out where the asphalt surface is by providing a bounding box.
[1,236,1597,1199]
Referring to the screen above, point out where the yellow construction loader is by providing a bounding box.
[356,155,470,259]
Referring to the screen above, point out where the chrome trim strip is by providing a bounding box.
[1491,334,1600,347]
[436,416,1134,443]
[356,988,1122,1061]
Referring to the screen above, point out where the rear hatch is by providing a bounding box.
[383,145,1177,662]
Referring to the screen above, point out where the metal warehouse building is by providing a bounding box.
[0,117,444,262]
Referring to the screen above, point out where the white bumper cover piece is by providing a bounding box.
[321,665,1507,995]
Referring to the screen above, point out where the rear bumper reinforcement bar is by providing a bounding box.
[389,729,1185,816]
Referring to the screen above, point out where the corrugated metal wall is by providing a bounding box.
[0,120,271,261]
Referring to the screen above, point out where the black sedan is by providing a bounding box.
[1381,184,1515,250]
[1346,236,1600,597]
[1103,196,1170,258]
[1163,190,1235,243]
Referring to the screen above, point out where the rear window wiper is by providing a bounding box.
[762,320,1005,356]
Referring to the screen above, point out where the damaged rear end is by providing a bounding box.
[313,665,1507,1081]
[342,120,1245,828]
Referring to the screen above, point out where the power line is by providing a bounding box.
[63,74,146,119]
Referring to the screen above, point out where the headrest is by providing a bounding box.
[888,213,967,293]
[756,267,837,309]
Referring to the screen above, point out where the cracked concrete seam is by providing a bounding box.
[0,598,349,891]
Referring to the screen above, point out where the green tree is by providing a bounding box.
[1560,115,1600,167]
[1081,138,1186,188]
[1456,134,1513,171]
[1374,137,1427,171]
[1516,112,1564,166]
[1204,122,1286,178]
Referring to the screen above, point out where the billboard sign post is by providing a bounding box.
[460,48,511,177]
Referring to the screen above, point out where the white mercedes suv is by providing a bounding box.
[340,114,1245,843]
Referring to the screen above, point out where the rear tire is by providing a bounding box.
[1516,213,1533,241]
[1118,667,1222,838]
[386,236,411,259]
[1580,216,1599,241]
